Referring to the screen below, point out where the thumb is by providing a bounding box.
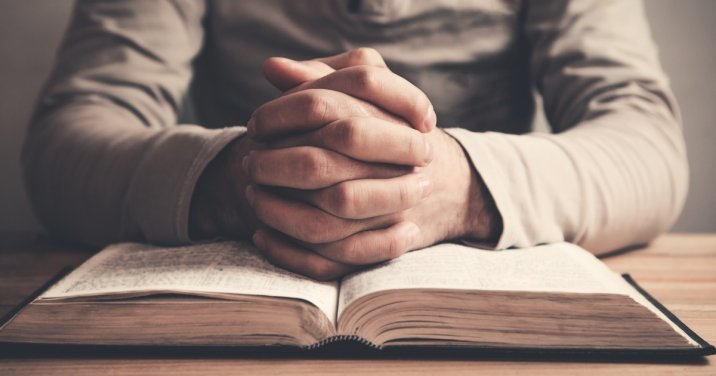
[263,57,335,91]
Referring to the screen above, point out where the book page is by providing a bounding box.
[42,242,339,323]
[338,242,628,319]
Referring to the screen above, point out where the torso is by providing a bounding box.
[193,0,534,133]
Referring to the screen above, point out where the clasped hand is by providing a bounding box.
[191,48,497,280]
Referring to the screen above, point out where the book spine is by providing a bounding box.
[306,334,380,350]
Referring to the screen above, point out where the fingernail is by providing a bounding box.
[418,175,432,198]
[245,185,255,206]
[423,105,436,132]
[276,56,299,65]
[242,155,250,175]
[246,117,255,137]
[252,231,266,249]
[423,137,433,164]
[274,56,293,63]
[274,57,310,71]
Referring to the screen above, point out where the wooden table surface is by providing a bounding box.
[0,232,714,375]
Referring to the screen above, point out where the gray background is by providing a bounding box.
[1,0,714,233]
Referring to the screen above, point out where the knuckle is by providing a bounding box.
[385,232,408,259]
[329,183,359,218]
[331,119,362,153]
[350,66,379,92]
[299,149,329,184]
[299,91,330,124]
[350,47,382,66]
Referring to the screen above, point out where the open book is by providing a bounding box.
[0,241,713,356]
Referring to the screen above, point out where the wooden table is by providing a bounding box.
[0,232,714,375]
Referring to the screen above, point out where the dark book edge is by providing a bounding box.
[621,273,715,355]
[1,269,714,360]
[0,266,73,330]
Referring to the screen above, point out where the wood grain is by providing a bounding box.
[0,232,714,375]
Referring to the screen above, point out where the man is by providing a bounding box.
[22,0,687,280]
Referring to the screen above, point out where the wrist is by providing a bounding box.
[442,131,501,242]
[188,135,258,241]
[464,167,501,242]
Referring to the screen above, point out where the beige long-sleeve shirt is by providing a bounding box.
[22,0,688,253]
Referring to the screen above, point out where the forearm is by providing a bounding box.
[449,0,689,254]
[23,98,243,246]
[20,0,226,246]
[446,104,687,254]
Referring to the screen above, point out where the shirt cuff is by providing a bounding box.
[442,128,520,250]
[124,125,246,245]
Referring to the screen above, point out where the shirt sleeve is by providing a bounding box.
[444,0,688,254]
[21,0,245,246]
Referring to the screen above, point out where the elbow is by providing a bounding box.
[21,127,80,246]
[626,145,689,253]
[20,128,69,244]
[21,116,121,248]
[659,133,690,235]
[579,113,690,255]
